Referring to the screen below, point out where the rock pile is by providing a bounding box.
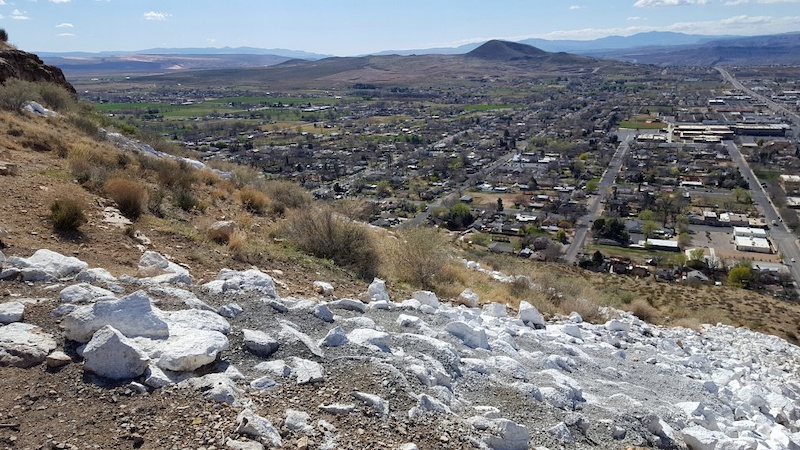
[1,248,799,449]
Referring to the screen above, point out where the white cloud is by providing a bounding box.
[50,0,71,3]
[627,16,647,20]
[11,9,31,20]
[634,0,709,6]
[57,33,75,37]
[724,0,749,4]
[569,5,582,10]
[143,11,171,21]
[56,23,74,28]
[0,0,5,5]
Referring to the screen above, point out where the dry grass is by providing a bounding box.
[263,180,312,214]
[628,299,660,322]
[104,177,148,220]
[382,227,452,290]
[239,186,270,215]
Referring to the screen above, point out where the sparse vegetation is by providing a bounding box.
[104,177,148,220]
[239,186,270,214]
[49,198,87,232]
[384,227,452,289]
[285,206,379,279]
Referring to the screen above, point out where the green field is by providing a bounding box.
[618,120,667,130]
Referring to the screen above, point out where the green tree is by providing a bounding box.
[446,203,475,230]
[689,248,705,261]
[727,263,752,288]
[731,187,752,205]
[496,198,504,212]
[639,209,657,222]
[585,179,599,194]
[555,229,568,244]
[0,29,8,43]
[642,220,659,238]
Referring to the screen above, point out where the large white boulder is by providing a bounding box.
[458,289,480,308]
[481,418,531,450]
[59,283,116,304]
[347,328,391,352]
[289,357,324,385]
[366,278,390,302]
[242,329,279,357]
[202,268,278,298]
[138,251,189,278]
[0,301,24,324]
[162,309,231,335]
[483,302,508,318]
[518,301,546,329]
[4,249,88,281]
[156,327,229,372]
[62,291,170,343]
[413,290,439,308]
[445,321,490,349]
[0,322,57,368]
[235,409,282,447]
[82,325,150,380]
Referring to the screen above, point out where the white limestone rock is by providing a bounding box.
[290,357,324,384]
[156,327,229,372]
[413,290,439,308]
[242,329,279,358]
[138,251,189,277]
[352,391,389,417]
[284,409,312,433]
[62,290,169,343]
[45,350,72,369]
[347,328,391,352]
[606,319,631,333]
[218,302,244,318]
[458,289,480,308]
[319,326,349,347]
[313,281,334,296]
[0,322,57,368]
[235,409,282,448]
[0,301,24,324]
[518,301,546,329]
[4,249,88,281]
[75,267,118,284]
[279,321,324,357]
[313,304,335,323]
[327,298,367,313]
[547,422,573,444]
[163,309,231,334]
[483,302,507,318]
[225,439,265,450]
[396,314,421,327]
[445,321,490,349]
[563,323,583,339]
[149,286,212,311]
[203,268,278,298]
[366,277,390,302]
[59,283,116,304]
[254,360,291,378]
[249,376,277,391]
[408,394,450,418]
[182,373,243,405]
[319,403,355,415]
[681,425,730,450]
[82,325,150,380]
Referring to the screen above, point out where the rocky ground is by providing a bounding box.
[1,247,799,450]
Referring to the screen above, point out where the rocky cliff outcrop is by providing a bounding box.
[0,47,76,94]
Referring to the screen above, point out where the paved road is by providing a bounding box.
[724,141,800,284]
[565,130,635,263]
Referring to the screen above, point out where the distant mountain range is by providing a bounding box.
[41,31,800,77]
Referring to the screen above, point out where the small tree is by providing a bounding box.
[0,29,8,43]
[496,198,504,212]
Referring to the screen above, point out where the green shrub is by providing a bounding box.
[50,198,87,231]
[286,207,379,279]
[173,189,204,212]
[104,177,148,220]
[0,79,37,112]
[0,29,8,43]
[37,83,76,112]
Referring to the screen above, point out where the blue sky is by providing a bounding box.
[1,0,800,55]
